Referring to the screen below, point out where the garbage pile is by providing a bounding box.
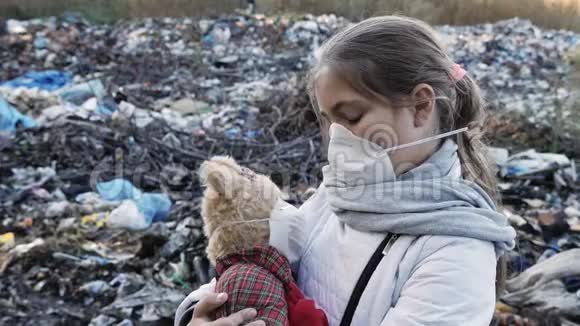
[0,12,579,326]
[0,13,334,325]
[440,18,579,125]
[488,148,580,326]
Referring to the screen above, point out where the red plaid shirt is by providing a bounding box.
[213,245,328,326]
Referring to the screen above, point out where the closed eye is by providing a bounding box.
[346,114,362,124]
[332,101,367,124]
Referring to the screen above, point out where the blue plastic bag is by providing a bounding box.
[95,97,118,116]
[96,179,142,201]
[138,193,172,223]
[58,79,117,116]
[2,70,72,91]
[96,179,172,225]
[0,97,36,131]
[58,79,107,105]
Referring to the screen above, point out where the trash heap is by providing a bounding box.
[0,13,336,326]
[440,18,579,124]
[488,148,580,326]
[0,12,579,326]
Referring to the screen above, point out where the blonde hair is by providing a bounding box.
[308,15,498,200]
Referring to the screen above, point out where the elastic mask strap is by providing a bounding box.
[384,127,468,153]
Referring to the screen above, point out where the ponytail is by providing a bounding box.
[453,72,505,296]
[453,74,499,202]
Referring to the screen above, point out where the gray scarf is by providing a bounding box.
[322,123,516,256]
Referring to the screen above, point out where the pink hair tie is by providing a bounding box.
[451,63,466,82]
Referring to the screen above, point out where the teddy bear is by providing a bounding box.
[198,155,328,326]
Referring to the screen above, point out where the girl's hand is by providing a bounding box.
[188,292,265,326]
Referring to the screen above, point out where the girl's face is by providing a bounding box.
[315,66,440,174]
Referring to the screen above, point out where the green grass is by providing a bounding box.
[0,0,129,23]
[1,0,579,31]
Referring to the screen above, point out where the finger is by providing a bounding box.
[214,308,257,326]
[192,292,228,318]
[245,320,266,326]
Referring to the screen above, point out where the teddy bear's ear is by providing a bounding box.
[199,156,241,195]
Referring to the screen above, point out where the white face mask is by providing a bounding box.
[268,199,298,263]
[324,123,396,189]
[328,123,469,153]
[207,198,296,262]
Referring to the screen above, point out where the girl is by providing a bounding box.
[178,15,516,326]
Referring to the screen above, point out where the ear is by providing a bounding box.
[199,156,245,195]
[199,160,228,195]
[410,83,435,128]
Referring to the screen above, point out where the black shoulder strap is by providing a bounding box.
[339,233,396,326]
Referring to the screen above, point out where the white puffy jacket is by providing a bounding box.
[293,185,497,326]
